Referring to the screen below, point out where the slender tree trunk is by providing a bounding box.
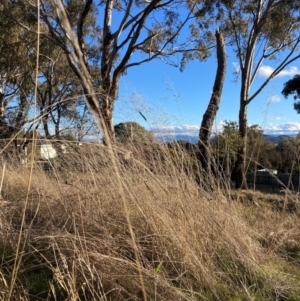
[100,72,121,144]
[42,117,51,139]
[198,29,226,180]
[234,99,248,189]
[0,86,5,128]
[15,93,29,130]
[15,73,32,130]
[40,99,51,139]
[233,24,257,190]
[53,104,61,139]
[99,0,115,145]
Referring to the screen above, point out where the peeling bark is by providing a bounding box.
[198,29,226,183]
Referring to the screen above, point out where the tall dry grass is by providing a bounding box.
[0,141,300,301]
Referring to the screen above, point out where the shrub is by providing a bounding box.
[114,122,156,144]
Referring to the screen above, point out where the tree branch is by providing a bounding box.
[77,0,93,69]
[247,39,300,104]
[113,0,134,41]
[112,0,161,83]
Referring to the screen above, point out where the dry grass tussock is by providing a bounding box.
[0,142,300,301]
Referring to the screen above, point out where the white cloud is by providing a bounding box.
[151,124,199,136]
[264,122,300,135]
[258,65,274,77]
[151,121,227,136]
[151,122,300,140]
[151,124,199,142]
[278,66,300,77]
[258,65,300,78]
[82,135,102,142]
[151,121,228,141]
[269,95,280,104]
[269,115,281,121]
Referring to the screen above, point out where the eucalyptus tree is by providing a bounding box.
[0,1,36,135]
[11,0,209,144]
[35,43,87,139]
[282,74,300,113]
[276,137,300,173]
[33,37,99,140]
[213,121,278,181]
[204,0,300,188]
[0,1,100,140]
[198,28,226,181]
[212,121,241,177]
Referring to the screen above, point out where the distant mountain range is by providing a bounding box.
[262,134,296,144]
[154,133,296,144]
[83,132,297,144]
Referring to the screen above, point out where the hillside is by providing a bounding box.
[155,132,296,144]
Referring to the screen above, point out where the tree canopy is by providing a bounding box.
[282,74,300,113]
[213,121,280,175]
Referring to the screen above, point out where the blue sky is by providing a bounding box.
[92,2,300,139]
[114,50,300,138]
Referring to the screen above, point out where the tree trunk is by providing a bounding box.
[198,29,226,181]
[102,103,115,145]
[100,71,121,145]
[54,105,61,139]
[100,76,117,145]
[15,90,29,130]
[0,86,5,128]
[84,91,116,145]
[234,100,248,189]
[42,116,51,139]
[41,101,51,139]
